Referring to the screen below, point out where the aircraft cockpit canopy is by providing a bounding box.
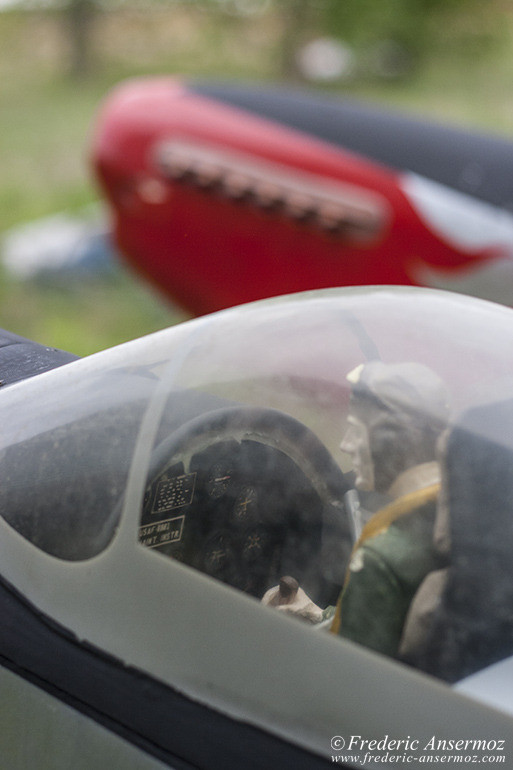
[1,286,513,703]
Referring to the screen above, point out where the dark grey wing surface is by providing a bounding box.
[0,328,79,386]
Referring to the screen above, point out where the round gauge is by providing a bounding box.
[242,525,272,562]
[233,485,258,523]
[203,532,233,576]
[242,531,264,558]
[206,462,233,498]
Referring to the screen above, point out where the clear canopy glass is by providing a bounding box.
[1,285,513,689]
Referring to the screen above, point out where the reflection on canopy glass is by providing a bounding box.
[1,286,513,703]
[136,287,513,687]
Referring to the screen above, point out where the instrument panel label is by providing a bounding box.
[139,515,185,548]
[152,471,196,513]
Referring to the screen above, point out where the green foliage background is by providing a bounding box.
[1,0,513,355]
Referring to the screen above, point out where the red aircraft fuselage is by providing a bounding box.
[92,77,513,315]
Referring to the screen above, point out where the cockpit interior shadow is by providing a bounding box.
[140,405,353,607]
[403,397,513,682]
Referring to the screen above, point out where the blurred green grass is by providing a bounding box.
[1,2,513,356]
[0,264,182,356]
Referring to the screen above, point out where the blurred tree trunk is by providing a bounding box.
[279,0,321,82]
[64,0,98,79]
